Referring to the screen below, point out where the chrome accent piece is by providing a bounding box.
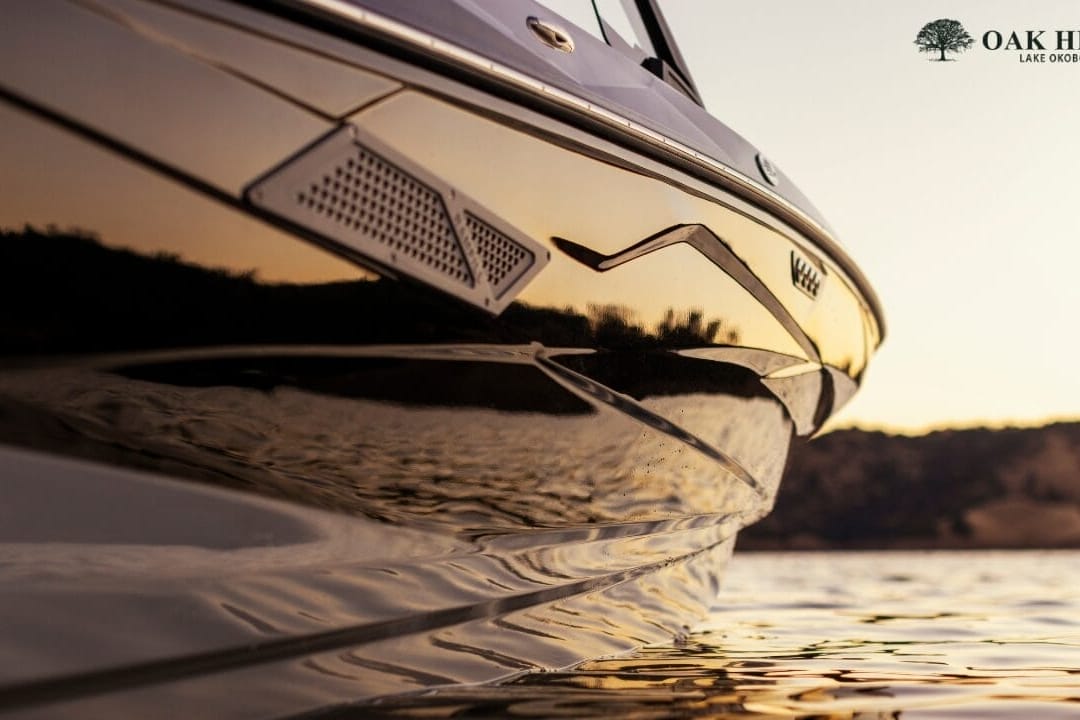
[534,354,767,498]
[247,125,548,314]
[526,16,575,53]
[824,364,860,416]
[791,250,823,299]
[756,153,779,186]
[762,364,824,436]
[52,344,550,371]
[553,225,821,362]
[677,347,806,377]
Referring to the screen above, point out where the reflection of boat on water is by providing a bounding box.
[0,1,883,716]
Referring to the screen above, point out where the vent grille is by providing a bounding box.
[466,214,534,298]
[295,145,472,287]
[248,125,549,314]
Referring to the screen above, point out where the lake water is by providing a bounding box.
[358,550,1080,718]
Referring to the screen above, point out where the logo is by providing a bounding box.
[915,19,974,61]
[790,251,823,299]
[915,19,1080,64]
[982,29,1080,64]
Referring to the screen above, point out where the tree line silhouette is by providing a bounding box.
[1,225,740,355]
[741,422,1080,549]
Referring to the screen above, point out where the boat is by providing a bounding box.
[0,1,884,716]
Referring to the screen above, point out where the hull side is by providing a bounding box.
[0,1,879,715]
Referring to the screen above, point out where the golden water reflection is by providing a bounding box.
[337,551,1080,719]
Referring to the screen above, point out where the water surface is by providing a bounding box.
[355,550,1080,718]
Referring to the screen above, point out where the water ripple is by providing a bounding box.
[332,551,1080,719]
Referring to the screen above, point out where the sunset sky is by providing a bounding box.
[664,1,1080,433]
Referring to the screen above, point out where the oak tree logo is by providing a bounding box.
[915,19,974,61]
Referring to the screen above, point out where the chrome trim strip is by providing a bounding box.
[284,0,885,342]
[534,354,767,498]
[553,225,821,363]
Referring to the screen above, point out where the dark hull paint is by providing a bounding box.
[0,1,880,715]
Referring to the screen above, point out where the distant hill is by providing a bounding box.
[739,423,1080,550]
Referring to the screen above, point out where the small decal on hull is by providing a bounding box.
[791,250,823,299]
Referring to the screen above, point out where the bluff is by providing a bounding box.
[739,422,1080,549]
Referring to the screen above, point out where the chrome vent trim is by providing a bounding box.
[297,140,474,287]
[247,125,548,314]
